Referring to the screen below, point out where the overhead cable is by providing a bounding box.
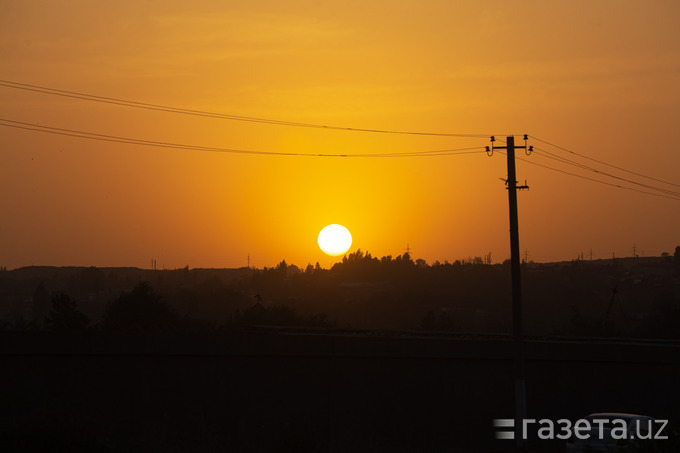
[529,135,680,189]
[504,151,680,202]
[0,118,486,158]
[532,148,680,198]
[0,79,490,138]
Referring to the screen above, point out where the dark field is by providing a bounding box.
[2,331,679,452]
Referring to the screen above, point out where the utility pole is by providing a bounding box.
[488,135,531,451]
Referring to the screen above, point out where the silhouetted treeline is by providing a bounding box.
[1,249,679,337]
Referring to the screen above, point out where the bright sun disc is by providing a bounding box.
[318,224,352,256]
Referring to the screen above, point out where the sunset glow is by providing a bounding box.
[0,1,679,269]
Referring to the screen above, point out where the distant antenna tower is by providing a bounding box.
[405,243,412,255]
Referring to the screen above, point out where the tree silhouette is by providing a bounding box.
[100,282,181,332]
[44,293,90,332]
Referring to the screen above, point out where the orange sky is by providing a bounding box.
[1,0,679,269]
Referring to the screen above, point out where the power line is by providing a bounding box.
[0,118,486,158]
[532,148,680,198]
[501,151,680,201]
[493,136,680,200]
[0,79,490,138]
[529,135,680,189]
[2,87,678,200]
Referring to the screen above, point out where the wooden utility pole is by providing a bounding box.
[488,135,531,451]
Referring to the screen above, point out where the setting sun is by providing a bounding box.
[318,224,352,256]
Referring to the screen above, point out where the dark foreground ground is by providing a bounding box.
[2,329,679,452]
